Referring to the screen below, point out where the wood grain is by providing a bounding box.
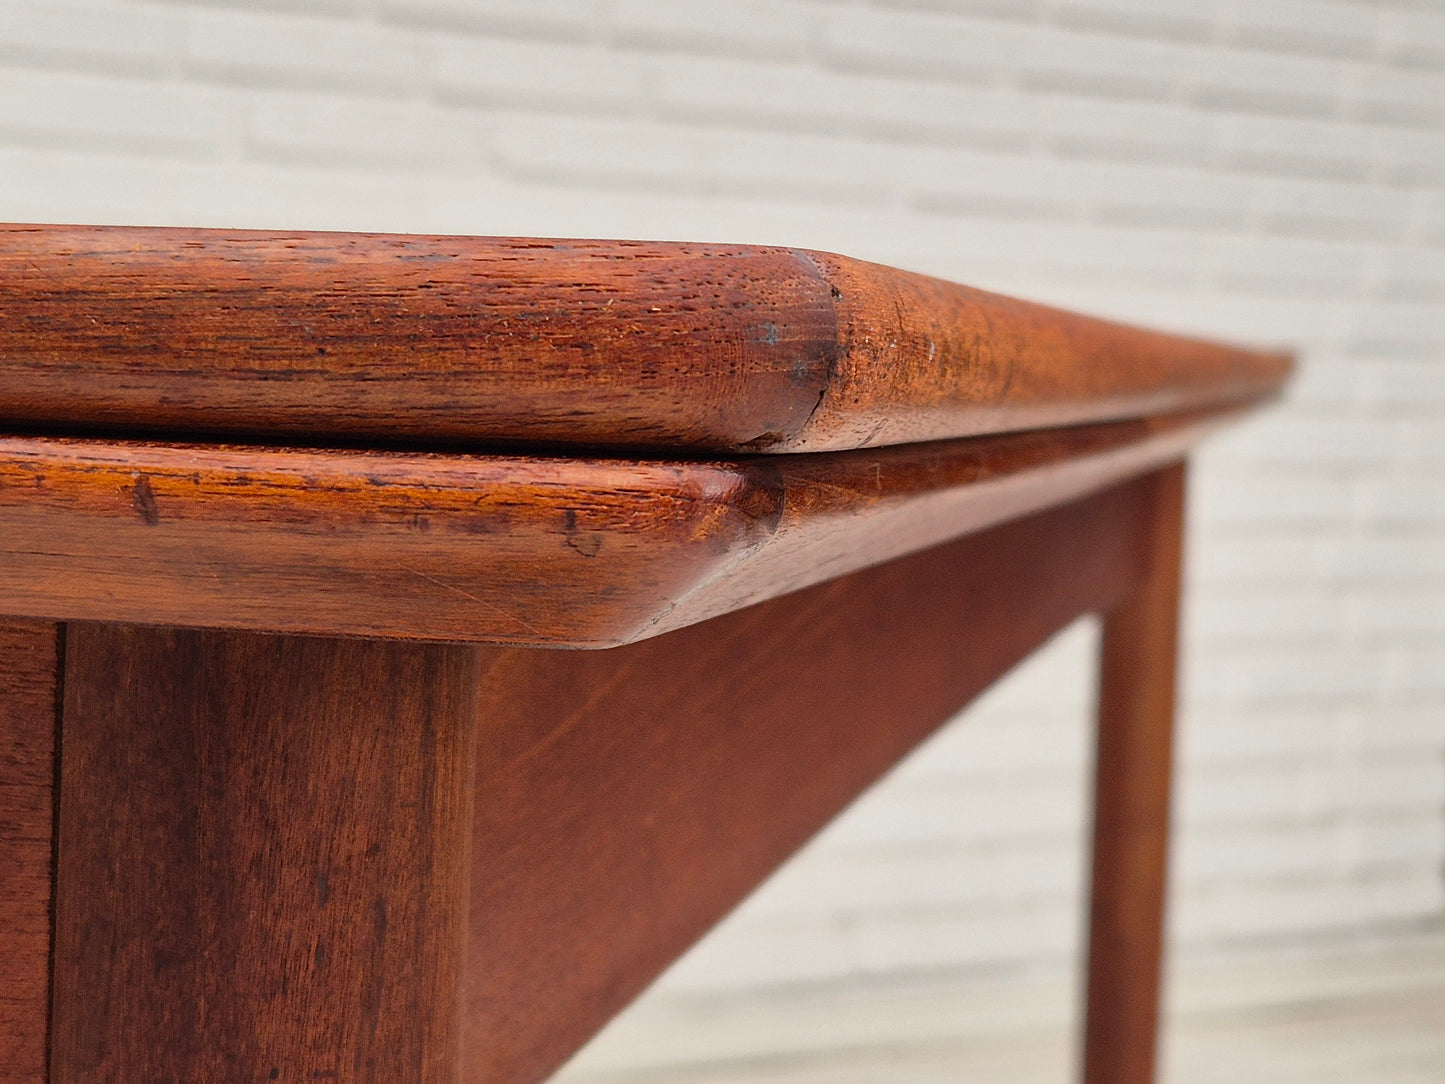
[800,251,1290,451]
[40,474,1178,1083]
[0,224,1290,453]
[0,408,1237,645]
[460,477,1160,1082]
[0,620,59,1084]
[1084,464,1186,1084]
[50,627,478,1084]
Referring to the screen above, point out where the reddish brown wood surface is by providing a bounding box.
[0,408,1234,645]
[0,224,1290,453]
[3,223,1287,1082]
[460,478,1161,1082]
[39,477,1163,1084]
[50,627,478,1084]
[0,620,59,1084]
[1084,464,1186,1084]
[803,252,1288,451]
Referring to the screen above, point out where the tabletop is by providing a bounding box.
[0,224,1291,646]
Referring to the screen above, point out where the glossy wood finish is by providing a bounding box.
[0,225,1290,454]
[0,621,59,1084]
[1084,464,1186,1084]
[0,408,1235,645]
[50,627,478,1084]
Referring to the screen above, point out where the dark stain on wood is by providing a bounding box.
[130,475,159,525]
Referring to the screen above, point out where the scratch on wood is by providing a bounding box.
[401,567,546,638]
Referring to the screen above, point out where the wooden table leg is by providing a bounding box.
[1082,462,1186,1084]
[48,626,480,1084]
[0,621,60,1084]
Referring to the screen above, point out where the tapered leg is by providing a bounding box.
[49,626,479,1084]
[1082,462,1186,1084]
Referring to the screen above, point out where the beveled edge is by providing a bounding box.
[0,403,1258,646]
[0,224,1291,454]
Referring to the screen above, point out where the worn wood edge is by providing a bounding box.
[0,406,1254,645]
[0,224,837,454]
[642,405,1246,638]
[791,249,1294,451]
[0,224,1291,453]
[0,439,761,646]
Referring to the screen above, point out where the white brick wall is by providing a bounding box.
[0,0,1440,1063]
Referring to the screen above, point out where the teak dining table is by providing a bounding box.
[0,225,1291,1084]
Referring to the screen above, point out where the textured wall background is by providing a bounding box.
[1,0,1441,1071]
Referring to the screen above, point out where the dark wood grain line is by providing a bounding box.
[459,477,1159,1082]
[50,627,479,1084]
[0,620,60,1084]
[0,408,1241,645]
[0,224,1290,454]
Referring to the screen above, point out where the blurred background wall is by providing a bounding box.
[2,0,1441,1078]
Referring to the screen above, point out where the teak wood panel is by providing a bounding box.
[0,408,1233,645]
[0,620,59,1084]
[45,477,1162,1083]
[0,224,1290,453]
[50,629,478,1084]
